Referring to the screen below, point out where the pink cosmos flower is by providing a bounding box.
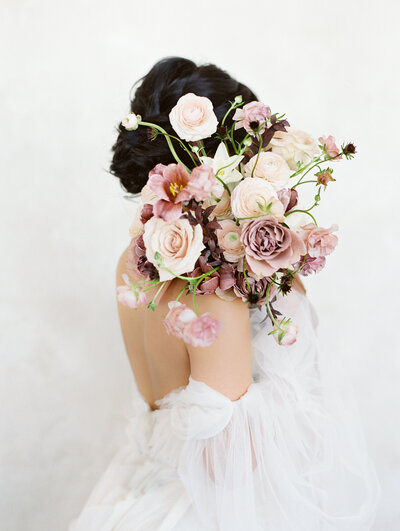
[233,101,271,136]
[294,254,326,276]
[163,301,197,339]
[302,223,338,258]
[183,313,223,347]
[148,163,192,221]
[186,164,216,201]
[273,319,298,346]
[116,274,147,309]
[319,135,342,160]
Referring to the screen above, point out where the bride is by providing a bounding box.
[70,57,380,530]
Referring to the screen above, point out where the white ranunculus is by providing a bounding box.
[269,127,319,170]
[244,152,290,191]
[169,93,218,142]
[284,211,310,231]
[231,177,285,221]
[122,113,141,131]
[201,142,243,197]
[143,217,205,281]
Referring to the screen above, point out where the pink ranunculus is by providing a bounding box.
[163,301,197,339]
[294,254,326,276]
[233,101,271,136]
[186,164,216,201]
[302,223,338,258]
[319,135,342,160]
[148,162,192,221]
[273,319,298,346]
[241,216,306,277]
[183,313,223,347]
[169,93,218,142]
[116,273,147,308]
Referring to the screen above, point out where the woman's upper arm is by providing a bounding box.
[186,294,252,401]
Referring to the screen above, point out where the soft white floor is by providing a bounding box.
[1,1,399,529]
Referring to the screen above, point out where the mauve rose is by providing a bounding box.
[273,319,298,346]
[244,152,290,190]
[183,313,223,347]
[319,135,342,160]
[233,271,271,307]
[216,220,244,262]
[231,177,285,221]
[241,216,306,277]
[163,301,197,339]
[233,101,271,136]
[302,223,338,258]
[186,164,216,201]
[169,93,218,142]
[143,216,205,281]
[294,254,326,276]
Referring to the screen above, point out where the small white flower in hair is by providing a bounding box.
[122,113,141,130]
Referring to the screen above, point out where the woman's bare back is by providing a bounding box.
[116,247,306,410]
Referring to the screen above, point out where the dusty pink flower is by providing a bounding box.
[316,171,335,187]
[163,301,197,339]
[186,164,216,201]
[294,254,326,276]
[216,219,244,263]
[116,274,147,309]
[241,216,306,277]
[169,93,218,142]
[319,135,342,160]
[273,319,298,346]
[148,163,192,221]
[233,101,271,136]
[183,313,223,347]
[277,188,298,213]
[189,257,236,295]
[302,223,338,258]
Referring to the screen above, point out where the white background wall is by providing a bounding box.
[1,1,399,529]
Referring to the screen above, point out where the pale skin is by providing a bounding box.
[116,247,306,410]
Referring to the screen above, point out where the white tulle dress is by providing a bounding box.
[70,290,380,530]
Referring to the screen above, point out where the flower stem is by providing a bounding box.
[140,122,189,170]
[251,133,263,178]
[285,208,318,226]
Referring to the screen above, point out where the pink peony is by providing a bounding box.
[163,301,197,339]
[116,274,147,309]
[319,135,342,160]
[273,319,298,346]
[302,223,338,258]
[148,163,192,221]
[294,254,326,276]
[186,164,216,201]
[241,216,306,277]
[183,313,223,347]
[233,101,271,136]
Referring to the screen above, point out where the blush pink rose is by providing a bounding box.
[233,101,271,136]
[319,135,342,160]
[273,319,298,346]
[241,216,306,277]
[116,274,147,308]
[169,93,218,142]
[163,301,197,339]
[186,164,216,201]
[183,313,223,347]
[302,223,338,258]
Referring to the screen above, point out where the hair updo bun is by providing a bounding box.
[110,57,258,195]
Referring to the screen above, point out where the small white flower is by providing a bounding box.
[201,142,243,197]
[122,113,141,131]
[234,95,243,104]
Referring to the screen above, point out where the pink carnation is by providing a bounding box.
[163,301,197,339]
[294,254,326,276]
[302,223,338,258]
[233,101,271,136]
[116,274,147,309]
[183,313,223,347]
[319,135,342,160]
[186,164,216,201]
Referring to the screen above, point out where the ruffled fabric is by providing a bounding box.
[70,291,380,530]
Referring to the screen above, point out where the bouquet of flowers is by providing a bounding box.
[117,93,356,347]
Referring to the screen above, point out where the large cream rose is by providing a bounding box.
[143,216,205,281]
[269,127,319,170]
[244,152,291,190]
[231,177,285,221]
[169,93,218,142]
